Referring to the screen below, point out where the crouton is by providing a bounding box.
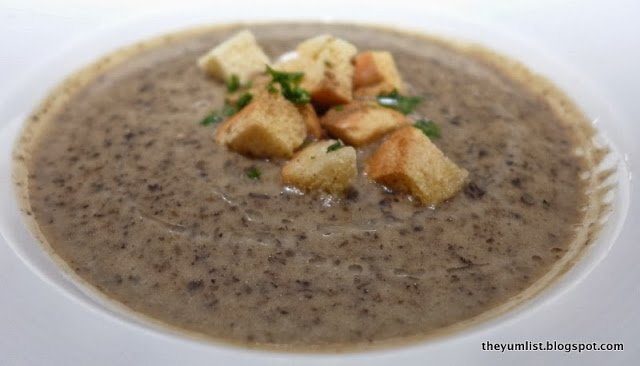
[319,102,409,146]
[214,91,306,158]
[366,126,468,204]
[297,103,325,139]
[226,72,323,139]
[279,35,357,108]
[197,30,270,83]
[282,140,357,194]
[353,51,406,96]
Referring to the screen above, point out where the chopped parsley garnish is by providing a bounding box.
[226,74,240,92]
[267,65,304,84]
[245,166,261,180]
[376,89,423,115]
[235,92,253,110]
[199,112,224,126]
[327,141,344,152]
[266,65,311,104]
[334,105,344,111]
[413,119,441,139]
[199,103,235,125]
[199,92,253,126]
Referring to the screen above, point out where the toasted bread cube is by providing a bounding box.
[297,103,325,139]
[282,35,357,107]
[366,126,468,204]
[197,30,270,83]
[214,91,306,158]
[353,51,406,96]
[282,140,357,194]
[319,102,409,146]
[227,72,324,139]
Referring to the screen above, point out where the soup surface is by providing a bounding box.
[17,23,595,349]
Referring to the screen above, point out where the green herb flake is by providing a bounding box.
[199,103,234,126]
[235,92,253,110]
[413,119,441,139]
[221,102,238,117]
[198,92,253,126]
[334,105,344,111]
[267,65,304,84]
[376,89,423,115]
[226,74,240,92]
[199,112,223,126]
[245,166,261,181]
[324,60,333,68]
[266,65,311,104]
[327,141,344,152]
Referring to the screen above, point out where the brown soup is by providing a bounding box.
[14,23,606,350]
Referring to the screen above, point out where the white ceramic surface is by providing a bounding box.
[1,1,638,365]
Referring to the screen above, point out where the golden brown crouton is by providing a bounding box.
[297,103,325,139]
[278,35,357,108]
[214,91,306,158]
[366,126,468,204]
[319,102,409,146]
[282,140,357,194]
[228,75,323,140]
[197,30,270,83]
[352,51,406,96]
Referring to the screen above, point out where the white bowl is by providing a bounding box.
[1,2,638,365]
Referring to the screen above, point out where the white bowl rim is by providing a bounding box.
[0,5,633,359]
